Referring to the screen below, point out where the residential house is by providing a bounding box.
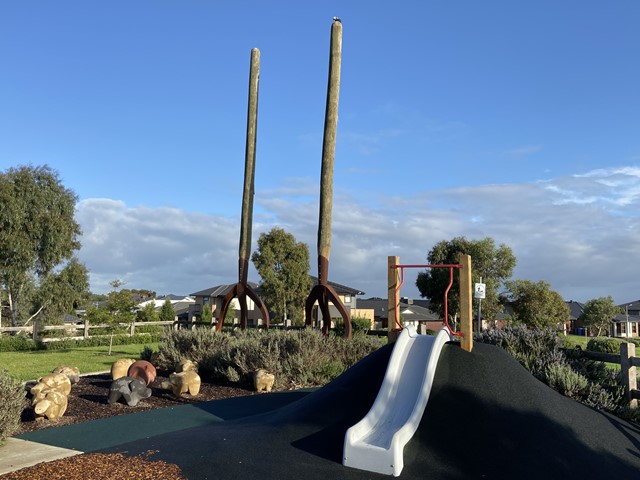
[357,297,444,331]
[611,300,640,338]
[189,277,372,328]
[137,294,195,323]
[566,300,586,335]
[307,276,373,328]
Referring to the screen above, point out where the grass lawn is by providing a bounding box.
[561,334,590,349]
[0,343,158,382]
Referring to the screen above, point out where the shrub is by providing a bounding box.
[0,369,24,445]
[477,326,630,419]
[0,332,162,352]
[475,326,562,379]
[154,328,384,389]
[0,335,43,352]
[546,363,589,399]
[587,337,624,354]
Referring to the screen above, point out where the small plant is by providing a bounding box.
[545,363,589,399]
[587,337,624,354]
[0,368,24,445]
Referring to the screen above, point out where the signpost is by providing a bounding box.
[474,278,485,332]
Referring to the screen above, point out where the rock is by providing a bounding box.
[33,389,68,421]
[107,377,152,407]
[52,365,81,384]
[127,360,157,386]
[175,359,198,373]
[31,373,72,401]
[253,369,275,393]
[162,370,201,397]
[111,358,136,380]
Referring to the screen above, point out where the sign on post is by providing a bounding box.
[474,283,486,299]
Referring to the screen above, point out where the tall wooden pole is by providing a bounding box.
[239,48,260,286]
[388,256,400,343]
[459,253,473,352]
[305,19,351,338]
[317,19,342,282]
[216,48,270,331]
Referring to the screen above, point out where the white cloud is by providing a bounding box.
[76,166,640,305]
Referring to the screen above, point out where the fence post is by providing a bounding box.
[387,256,400,343]
[32,320,38,342]
[84,318,90,338]
[458,253,473,352]
[621,342,638,409]
[130,322,135,336]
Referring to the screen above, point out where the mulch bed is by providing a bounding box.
[18,373,256,435]
[7,374,257,480]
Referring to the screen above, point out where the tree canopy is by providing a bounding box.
[503,279,569,329]
[415,236,516,322]
[251,227,311,323]
[579,296,623,336]
[159,298,176,322]
[0,165,82,326]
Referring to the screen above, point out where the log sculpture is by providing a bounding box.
[305,18,352,338]
[215,48,270,331]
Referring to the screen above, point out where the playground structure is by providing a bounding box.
[387,254,473,351]
[342,254,473,476]
[215,48,270,331]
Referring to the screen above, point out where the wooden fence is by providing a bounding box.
[0,319,177,341]
[567,343,639,409]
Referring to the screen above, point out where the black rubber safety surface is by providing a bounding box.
[20,342,640,479]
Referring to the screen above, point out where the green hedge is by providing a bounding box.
[586,336,640,353]
[0,333,162,352]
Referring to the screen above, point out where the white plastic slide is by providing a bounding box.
[343,325,451,477]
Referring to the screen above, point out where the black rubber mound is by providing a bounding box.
[99,342,640,480]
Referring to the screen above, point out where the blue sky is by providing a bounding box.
[2,1,639,304]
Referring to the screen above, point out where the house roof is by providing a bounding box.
[191,282,260,297]
[566,300,585,320]
[192,278,364,298]
[358,297,439,320]
[157,294,194,302]
[308,276,365,296]
[618,300,640,310]
[612,314,640,324]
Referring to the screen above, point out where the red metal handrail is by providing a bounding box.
[391,263,464,337]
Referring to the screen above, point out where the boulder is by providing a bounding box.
[253,369,275,393]
[33,389,68,421]
[31,373,72,401]
[111,358,136,380]
[162,370,201,397]
[52,365,80,384]
[176,359,198,373]
[127,360,157,386]
[108,377,152,407]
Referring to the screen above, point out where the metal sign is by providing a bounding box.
[474,283,486,299]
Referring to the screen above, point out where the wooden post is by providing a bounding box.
[621,342,638,409]
[84,318,90,338]
[32,320,38,342]
[130,322,135,336]
[388,256,400,343]
[459,253,473,352]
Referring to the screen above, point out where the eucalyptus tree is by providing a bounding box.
[251,227,311,323]
[416,236,516,324]
[0,165,82,326]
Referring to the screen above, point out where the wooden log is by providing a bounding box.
[387,256,400,343]
[458,253,473,352]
